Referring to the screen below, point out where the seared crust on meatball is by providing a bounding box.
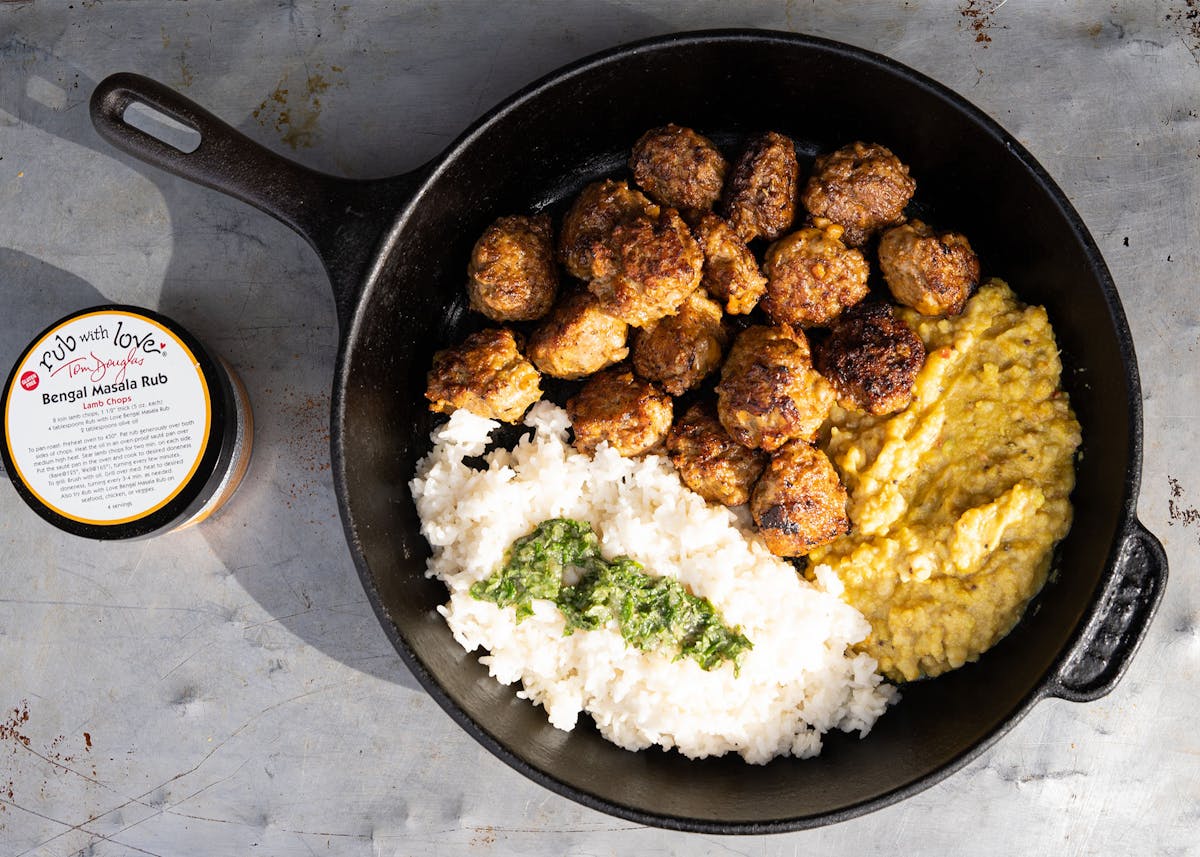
[719,131,799,243]
[667,402,767,507]
[751,441,849,557]
[526,289,629,380]
[716,325,835,452]
[466,214,559,321]
[694,213,767,315]
[877,219,980,316]
[559,179,656,281]
[801,141,915,247]
[761,218,870,328]
[566,367,673,457]
[587,207,704,328]
[814,302,926,415]
[425,328,542,423]
[629,124,728,220]
[632,289,729,395]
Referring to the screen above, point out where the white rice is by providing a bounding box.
[409,402,896,763]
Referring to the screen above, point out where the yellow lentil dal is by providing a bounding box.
[809,280,1082,681]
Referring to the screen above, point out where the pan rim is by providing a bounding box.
[329,27,1147,833]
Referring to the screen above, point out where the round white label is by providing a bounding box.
[4,310,213,525]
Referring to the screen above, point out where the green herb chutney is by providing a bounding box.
[470,518,752,672]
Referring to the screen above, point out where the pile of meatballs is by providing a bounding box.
[425,126,980,558]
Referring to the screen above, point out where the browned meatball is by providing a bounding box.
[587,207,704,328]
[694,213,767,315]
[666,402,767,507]
[719,131,799,244]
[566,367,673,457]
[877,219,980,316]
[814,302,926,416]
[425,328,542,423]
[631,289,729,395]
[629,124,728,220]
[526,290,629,380]
[466,214,559,321]
[801,141,916,247]
[751,441,849,557]
[559,179,656,281]
[716,325,835,452]
[761,218,870,328]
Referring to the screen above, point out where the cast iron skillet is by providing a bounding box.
[89,30,1167,833]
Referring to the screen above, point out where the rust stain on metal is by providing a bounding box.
[1168,476,1200,542]
[0,701,32,747]
[0,701,32,819]
[959,0,1000,46]
[250,65,346,150]
[2,701,101,807]
[470,826,498,846]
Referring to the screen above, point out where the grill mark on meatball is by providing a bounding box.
[751,441,850,556]
[815,302,926,415]
[467,214,559,321]
[629,124,728,219]
[566,367,673,456]
[720,131,799,243]
[800,141,916,247]
[878,220,980,316]
[587,207,704,327]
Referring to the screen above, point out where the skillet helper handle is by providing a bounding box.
[1046,518,1167,703]
[89,72,401,330]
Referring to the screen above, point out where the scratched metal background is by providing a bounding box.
[0,1,1196,855]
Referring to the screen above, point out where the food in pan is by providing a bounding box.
[629,124,727,221]
[800,140,916,247]
[631,287,729,395]
[813,301,926,416]
[566,366,673,456]
[526,289,629,380]
[466,214,559,321]
[808,281,1081,681]
[878,219,981,316]
[751,440,850,558]
[720,131,799,243]
[666,401,767,507]
[411,403,894,762]
[470,516,751,672]
[416,124,1080,759]
[424,327,541,422]
[693,212,767,314]
[584,205,704,328]
[558,178,655,281]
[715,324,836,452]
[761,217,870,328]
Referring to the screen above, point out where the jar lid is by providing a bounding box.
[2,305,235,539]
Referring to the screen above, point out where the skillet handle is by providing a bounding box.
[89,72,415,330]
[1045,518,1167,703]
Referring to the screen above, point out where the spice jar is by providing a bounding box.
[2,305,253,539]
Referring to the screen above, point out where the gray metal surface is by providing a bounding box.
[0,2,1195,854]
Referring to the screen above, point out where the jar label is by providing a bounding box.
[4,310,212,525]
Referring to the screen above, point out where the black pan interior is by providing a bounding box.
[332,32,1133,831]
